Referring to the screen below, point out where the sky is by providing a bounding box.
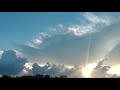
[0,12,120,77]
[0,12,81,50]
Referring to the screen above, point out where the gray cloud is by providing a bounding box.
[24,58,115,78]
[92,58,111,78]
[28,62,81,78]
[0,50,27,75]
[0,50,117,78]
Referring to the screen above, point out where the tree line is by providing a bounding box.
[0,74,68,78]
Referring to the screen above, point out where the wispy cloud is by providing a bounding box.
[28,12,112,49]
[84,12,111,25]
[68,12,111,36]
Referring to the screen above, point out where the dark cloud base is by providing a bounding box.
[0,50,27,75]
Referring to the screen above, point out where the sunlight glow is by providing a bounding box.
[107,64,120,75]
[82,63,97,78]
[24,62,33,69]
[38,63,46,67]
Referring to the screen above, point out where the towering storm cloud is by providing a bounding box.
[0,50,27,75]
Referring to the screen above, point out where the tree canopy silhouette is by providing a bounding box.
[0,74,68,78]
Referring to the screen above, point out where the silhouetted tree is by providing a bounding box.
[59,75,67,78]
[0,74,68,78]
[35,74,44,78]
[44,75,51,78]
[2,75,12,78]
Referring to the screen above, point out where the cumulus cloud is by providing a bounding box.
[0,50,3,57]
[0,51,118,78]
[0,50,27,75]
[22,58,118,78]
[0,50,23,57]
[92,58,111,78]
[13,50,23,57]
[25,62,81,78]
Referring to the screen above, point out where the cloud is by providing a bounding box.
[0,50,3,57]
[0,50,27,75]
[91,20,120,64]
[92,58,111,78]
[25,62,81,78]
[13,50,23,57]
[1,12,120,77]
[83,12,111,25]
[12,12,120,77]
[14,12,113,65]
[23,58,115,78]
[68,12,111,37]
[0,50,23,57]
[68,25,95,36]
[28,12,112,49]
